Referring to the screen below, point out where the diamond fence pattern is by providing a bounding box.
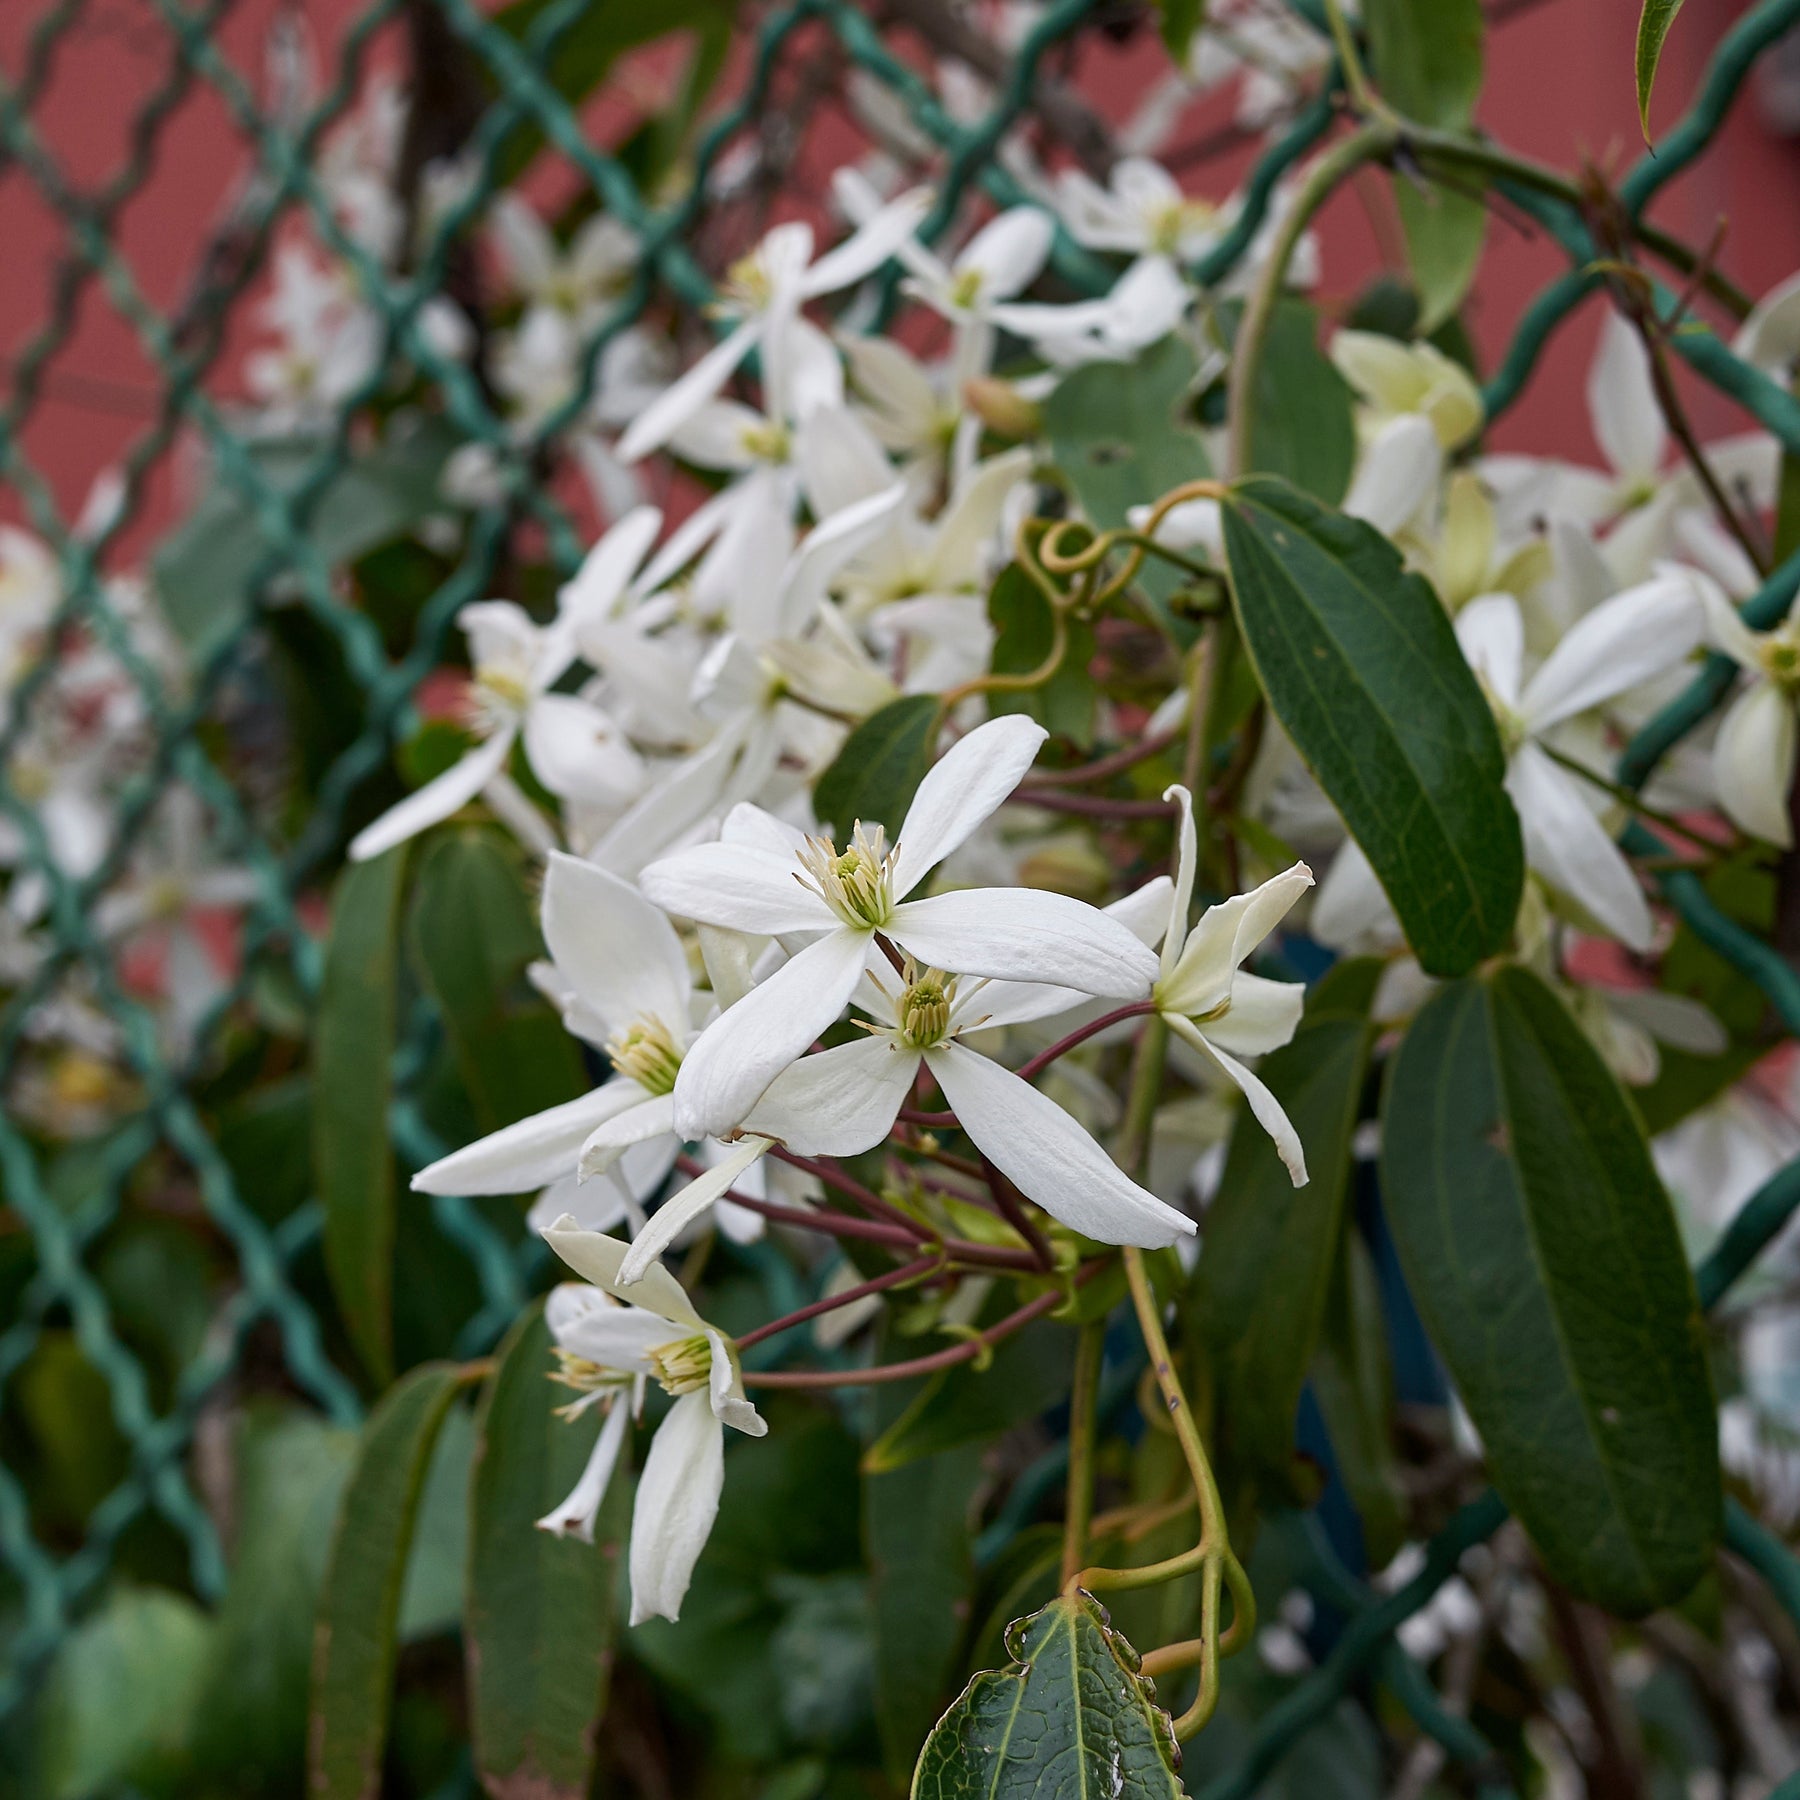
[4,0,1800,1787]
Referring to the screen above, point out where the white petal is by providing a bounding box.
[925,1041,1194,1247]
[1700,582,1769,671]
[616,1136,774,1286]
[537,1397,631,1543]
[629,1390,724,1625]
[955,207,1054,300]
[1168,1016,1308,1186]
[1161,784,1198,984]
[1454,594,1524,712]
[412,1080,646,1195]
[1200,972,1306,1057]
[578,1093,677,1179]
[1343,415,1442,536]
[804,185,931,296]
[1520,570,1704,732]
[1715,680,1797,848]
[617,316,765,464]
[1507,741,1652,950]
[891,715,1047,898]
[795,405,897,518]
[705,1327,766,1435]
[558,505,661,629]
[745,1034,921,1154]
[523,694,645,806]
[347,729,513,862]
[926,449,1032,587]
[671,928,872,1138]
[891,886,1158,998]
[1588,309,1665,484]
[777,481,910,633]
[543,851,692,1043]
[1158,863,1314,1019]
[1735,269,1800,376]
[1608,988,1729,1056]
[540,1214,704,1327]
[640,842,835,937]
[1310,839,1397,952]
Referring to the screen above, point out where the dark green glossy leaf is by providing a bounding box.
[867,1412,984,1778]
[912,1592,1181,1800]
[315,845,409,1386]
[1365,0,1484,129]
[1635,0,1688,140]
[153,418,460,662]
[1380,964,1720,1614]
[1044,335,1211,534]
[1397,180,1487,334]
[865,1321,1074,1473]
[987,563,1098,749]
[466,1300,617,1800]
[814,694,941,838]
[408,829,585,1136]
[310,1364,472,1800]
[1311,1228,1407,1569]
[1221,477,1522,976]
[1189,958,1382,1491]
[1244,298,1358,506]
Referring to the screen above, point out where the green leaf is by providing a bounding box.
[1380,964,1721,1614]
[152,417,461,663]
[1188,958,1382,1491]
[314,845,409,1386]
[309,1364,472,1800]
[1158,0,1205,62]
[1635,0,1688,141]
[1397,180,1487,334]
[987,563,1098,749]
[32,1588,213,1800]
[1311,1228,1407,1569]
[864,1321,1075,1473]
[1242,298,1359,506]
[912,1592,1182,1800]
[408,829,585,1136]
[1044,335,1211,538]
[466,1299,618,1800]
[1221,477,1523,977]
[814,695,941,838]
[866,1423,984,1778]
[1365,0,1484,129]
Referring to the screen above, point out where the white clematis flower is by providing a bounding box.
[1152,786,1313,1186]
[349,507,661,861]
[1330,330,1484,451]
[1456,575,1707,948]
[412,851,694,1201]
[746,957,1196,1249]
[639,714,1159,1139]
[1701,583,1800,847]
[538,1222,766,1625]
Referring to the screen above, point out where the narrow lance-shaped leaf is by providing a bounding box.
[1221,477,1523,976]
[1365,0,1484,129]
[912,1592,1182,1800]
[1635,0,1688,142]
[814,694,940,838]
[315,844,409,1386]
[466,1299,618,1800]
[1380,964,1720,1614]
[309,1363,473,1800]
[1187,958,1382,1493]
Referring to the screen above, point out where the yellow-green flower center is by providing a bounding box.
[1759,626,1800,694]
[646,1331,714,1397]
[948,266,985,310]
[796,822,896,928]
[605,1016,684,1095]
[899,968,953,1049]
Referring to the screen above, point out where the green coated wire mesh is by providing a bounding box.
[5,0,1800,1783]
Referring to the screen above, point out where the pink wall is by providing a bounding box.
[3,0,1797,560]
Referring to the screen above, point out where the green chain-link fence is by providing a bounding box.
[8,0,1800,1787]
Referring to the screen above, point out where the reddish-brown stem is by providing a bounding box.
[1025,727,1182,788]
[898,1104,957,1129]
[737,1255,942,1349]
[1012,789,1179,820]
[743,1271,1099,1388]
[1014,1001,1158,1084]
[768,1146,918,1234]
[978,1154,1055,1269]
